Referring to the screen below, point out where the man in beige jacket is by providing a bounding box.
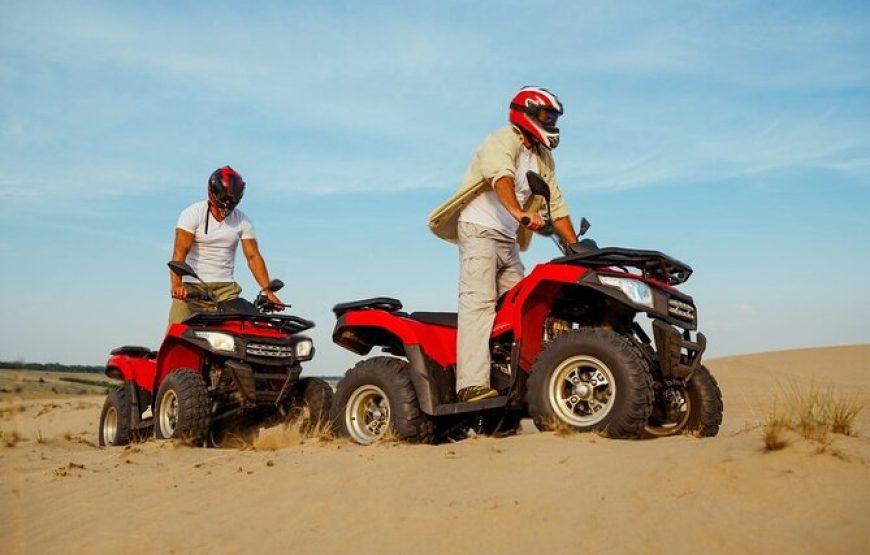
[428,86,577,402]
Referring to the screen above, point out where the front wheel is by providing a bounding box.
[285,377,334,434]
[527,328,653,439]
[645,365,723,437]
[331,357,433,445]
[154,369,209,445]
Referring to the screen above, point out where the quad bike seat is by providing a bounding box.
[408,312,458,328]
[333,297,403,317]
[110,345,157,359]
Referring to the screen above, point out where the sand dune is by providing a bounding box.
[1,345,868,554]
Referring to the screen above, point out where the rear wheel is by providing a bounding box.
[331,357,433,445]
[527,328,653,439]
[645,365,723,437]
[285,377,334,434]
[154,369,209,445]
[99,386,132,446]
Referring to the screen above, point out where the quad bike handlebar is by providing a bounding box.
[521,214,573,255]
[185,290,209,302]
[255,293,288,313]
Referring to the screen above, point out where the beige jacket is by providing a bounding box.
[428,125,570,251]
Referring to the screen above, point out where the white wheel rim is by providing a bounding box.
[646,386,691,436]
[548,355,616,427]
[103,406,118,444]
[159,390,179,437]
[345,385,390,445]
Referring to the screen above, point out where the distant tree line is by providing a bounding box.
[0,360,103,374]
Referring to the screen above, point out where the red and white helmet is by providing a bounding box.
[208,166,245,218]
[509,86,564,149]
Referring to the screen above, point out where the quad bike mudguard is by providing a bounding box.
[105,346,158,392]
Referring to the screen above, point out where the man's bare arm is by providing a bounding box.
[493,176,544,230]
[170,229,195,299]
[241,238,283,306]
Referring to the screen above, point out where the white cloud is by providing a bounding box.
[1,0,868,204]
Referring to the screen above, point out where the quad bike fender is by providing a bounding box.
[497,263,587,369]
[105,349,157,393]
[154,337,204,393]
[333,311,457,416]
[332,311,456,368]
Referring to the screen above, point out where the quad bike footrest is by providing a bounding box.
[652,319,706,380]
[434,395,508,416]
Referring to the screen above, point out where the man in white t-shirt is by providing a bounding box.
[168,166,283,325]
[428,87,577,402]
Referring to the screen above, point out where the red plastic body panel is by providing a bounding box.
[107,318,296,394]
[335,262,589,373]
[340,310,458,368]
[492,263,586,370]
[106,354,158,392]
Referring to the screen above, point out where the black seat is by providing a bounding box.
[110,345,153,358]
[408,312,458,328]
[332,297,403,317]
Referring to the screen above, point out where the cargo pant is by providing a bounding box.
[167,282,242,326]
[456,222,524,392]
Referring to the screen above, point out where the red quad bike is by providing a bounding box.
[330,171,723,444]
[98,261,333,447]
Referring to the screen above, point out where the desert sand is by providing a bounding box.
[1,345,868,555]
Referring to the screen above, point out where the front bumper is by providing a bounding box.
[652,319,706,380]
[223,360,302,406]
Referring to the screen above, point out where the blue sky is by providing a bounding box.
[1,1,868,375]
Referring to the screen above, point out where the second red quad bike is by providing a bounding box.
[98,262,333,447]
[330,171,722,444]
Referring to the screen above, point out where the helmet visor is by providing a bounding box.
[537,108,560,128]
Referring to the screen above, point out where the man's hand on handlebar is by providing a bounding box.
[518,211,545,231]
[265,290,286,312]
[171,285,188,300]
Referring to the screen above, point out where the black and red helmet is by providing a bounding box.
[509,86,564,149]
[208,166,245,217]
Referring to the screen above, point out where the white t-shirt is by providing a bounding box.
[458,146,538,239]
[176,200,256,283]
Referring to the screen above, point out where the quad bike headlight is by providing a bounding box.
[294,339,314,361]
[194,331,236,353]
[599,276,654,309]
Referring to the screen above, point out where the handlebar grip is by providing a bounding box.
[186,291,205,301]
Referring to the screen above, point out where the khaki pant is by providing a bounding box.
[167,282,242,326]
[456,222,524,392]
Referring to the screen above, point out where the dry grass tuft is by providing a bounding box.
[373,424,401,445]
[36,403,62,417]
[762,412,790,452]
[826,392,865,436]
[547,417,576,438]
[763,381,865,451]
[0,404,27,419]
[2,430,23,447]
[305,419,335,443]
